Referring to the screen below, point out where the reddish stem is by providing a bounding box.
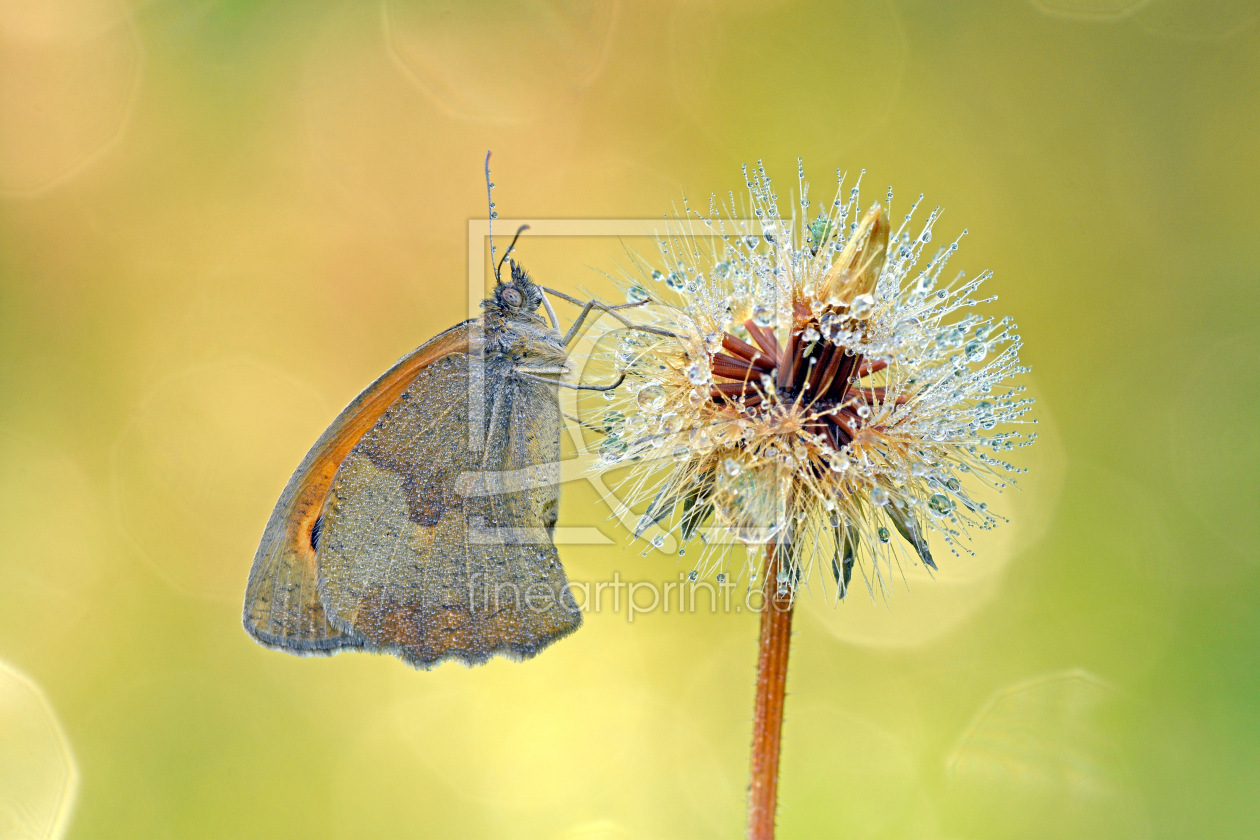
[857,358,887,377]
[710,382,751,398]
[748,544,795,840]
[722,334,777,369]
[712,355,761,380]
[744,319,782,360]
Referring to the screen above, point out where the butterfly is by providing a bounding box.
[242,155,669,669]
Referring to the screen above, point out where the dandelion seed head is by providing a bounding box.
[595,162,1036,602]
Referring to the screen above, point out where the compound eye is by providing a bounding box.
[501,287,523,307]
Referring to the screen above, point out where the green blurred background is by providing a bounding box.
[1,0,1257,837]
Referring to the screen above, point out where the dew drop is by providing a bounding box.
[602,410,624,432]
[850,293,876,320]
[599,438,628,463]
[636,384,666,411]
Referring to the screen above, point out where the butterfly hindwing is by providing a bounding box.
[314,351,581,668]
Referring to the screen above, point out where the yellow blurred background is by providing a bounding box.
[2,0,1257,837]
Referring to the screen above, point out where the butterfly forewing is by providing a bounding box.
[242,321,474,655]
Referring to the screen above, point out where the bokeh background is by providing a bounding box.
[2,0,1258,837]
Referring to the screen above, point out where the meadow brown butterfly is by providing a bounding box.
[242,155,666,669]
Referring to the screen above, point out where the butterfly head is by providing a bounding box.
[492,260,545,315]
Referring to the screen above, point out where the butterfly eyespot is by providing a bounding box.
[309,515,324,551]
[501,287,522,307]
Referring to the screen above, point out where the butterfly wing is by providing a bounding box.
[313,350,581,668]
[242,320,474,655]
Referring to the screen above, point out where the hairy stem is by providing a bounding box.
[747,543,795,840]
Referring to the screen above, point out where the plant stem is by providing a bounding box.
[747,543,795,840]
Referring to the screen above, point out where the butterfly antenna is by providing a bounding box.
[496,224,530,279]
[485,150,498,281]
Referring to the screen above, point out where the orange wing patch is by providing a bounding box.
[284,324,473,569]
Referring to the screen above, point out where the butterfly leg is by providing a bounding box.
[539,286,677,345]
[539,292,560,331]
[559,298,599,347]
[555,297,652,346]
[518,370,626,392]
